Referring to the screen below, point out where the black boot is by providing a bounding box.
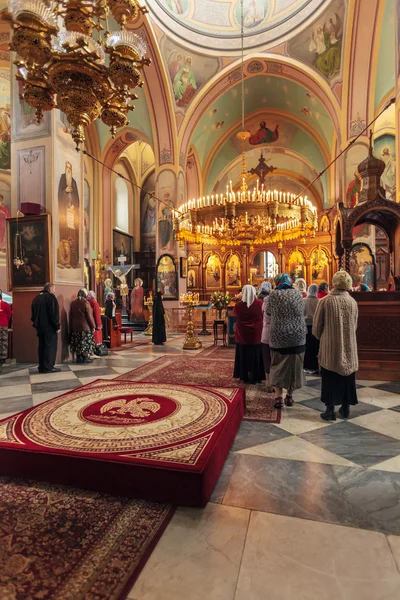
[338,404,350,419]
[76,354,84,364]
[320,405,336,421]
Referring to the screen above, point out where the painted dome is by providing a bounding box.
[147,0,329,52]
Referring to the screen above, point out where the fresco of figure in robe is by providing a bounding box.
[249,121,279,146]
[58,161,80,269]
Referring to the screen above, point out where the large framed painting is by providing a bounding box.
[225,253,241,288]
[157,254,178,300]
[310,247,329,284]
[113,229,133,266]
[287,249,306,281]
[180,256,188,278]
[6,213,51,291]
[349,243,375,290]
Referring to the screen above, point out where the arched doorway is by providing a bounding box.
[250,250,278,285]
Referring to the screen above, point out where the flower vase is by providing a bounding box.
[218,310,223,320]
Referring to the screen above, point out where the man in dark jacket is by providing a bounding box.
[31,282,61,373]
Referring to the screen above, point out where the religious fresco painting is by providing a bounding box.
[6,214,51,291]
[287,0,345,81]
[249,120,280,146]
[225,253,241,287]
[156,254,178,299]
[161,36,220,114]
[157,170,176,254]
[374,134,396,201]
[83,180,90,260]
[206,254,222,288]
[0,179,11,257]
[310,247,329,283]
[54,140,83,284]
[187,268,195,288]
[319,215,330,233]
[349,243,375,289]
[0,69,10,170]
[140,171,156,253]
[287,249,306,281]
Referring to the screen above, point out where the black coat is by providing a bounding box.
[31,290,60,333]
[152,293,166,345]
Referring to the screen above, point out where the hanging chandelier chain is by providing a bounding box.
[240,0,245,134]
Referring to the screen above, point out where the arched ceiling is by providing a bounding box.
[190,73,334,168]
[145,0,331,52]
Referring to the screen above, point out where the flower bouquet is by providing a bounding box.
[210,291,230,319]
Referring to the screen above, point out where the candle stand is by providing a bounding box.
[144,292,153,336]
[180,293,202,350]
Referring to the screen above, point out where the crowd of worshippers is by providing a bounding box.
[233,271,360,422]
[27,284,167,375]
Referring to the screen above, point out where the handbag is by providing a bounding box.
[94,343,108,356]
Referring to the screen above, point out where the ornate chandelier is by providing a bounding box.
[5,0,150,148]
[173,0,317,248]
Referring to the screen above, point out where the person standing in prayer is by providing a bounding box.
[294,278,307,298]
[313,270,358,421]
[87,290,103,353]
[105,291,117,327]
[31,283,61,373]
[152,292,167,345]
[317,281,329,298]
[303,284,320,374]
[268,274,307,409]
[233,285,265,384]
[260,282,274,392]
[0,290,12,370]
[69,289,95,364]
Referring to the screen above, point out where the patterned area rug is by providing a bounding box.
[0,477,173,600]
[116,357,280,423]
[196,345,236,360]
[111,339,151,351]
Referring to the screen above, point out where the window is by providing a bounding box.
[115,178,129,231]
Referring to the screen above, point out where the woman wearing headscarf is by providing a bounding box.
[87,290,103,353]
[268,273,307,408]
[358,283,370,292]
[233,284,265,384]
[303,283,320,374]
[294,278,307,298]
[260,281,274,391]
[105,291,117,327]
[313,270,358,421]
[69,288,95,364]
[152,291,166,345]
[317,281,329,298]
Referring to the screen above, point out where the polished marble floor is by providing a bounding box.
[1,336,400,599]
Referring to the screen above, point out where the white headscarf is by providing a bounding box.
[242,284,256,308]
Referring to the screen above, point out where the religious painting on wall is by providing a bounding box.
[374,134,396,201]
[225,253,241,287]
[140,171,156,252]
[6,214,51,291]
[157,254,178,300]
[0,69,10,171]
[349,243,375,290]
[345,143,367,207]
[319,215,330,233]
[158,193,175,252]
[113,229,133,267]
[83,180,90,260]
[17,146,46,210]
[12,75,51,141]
[187,268,195,288]
[180,257,188,278]
[206,254,221,288]
[249,120,279,146]
[310,247,329,283]
[0,179,11,258]
[161,36,221,114]
[53,140,83,284]
[287,0,345,80]
[287,249,306,281]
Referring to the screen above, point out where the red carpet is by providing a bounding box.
[0,379,244,506]
[117,357,280,423]
[196,345,236,360]
[0,477,173,600]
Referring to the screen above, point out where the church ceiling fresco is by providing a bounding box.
[160,35,221,115]
[374,0,395,110]
[146,0,329,52]
[287,0,345,83]
[190,74,333,169]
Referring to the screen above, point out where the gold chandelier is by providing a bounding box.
[173,0,317,248]
[5,0,150,148]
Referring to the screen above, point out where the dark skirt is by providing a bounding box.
[270,350,305,392]
[70,331,95,356]
[304,325,320,371]
[261,343,271,374]
[321,367,358,406]
[234,343,265,384]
